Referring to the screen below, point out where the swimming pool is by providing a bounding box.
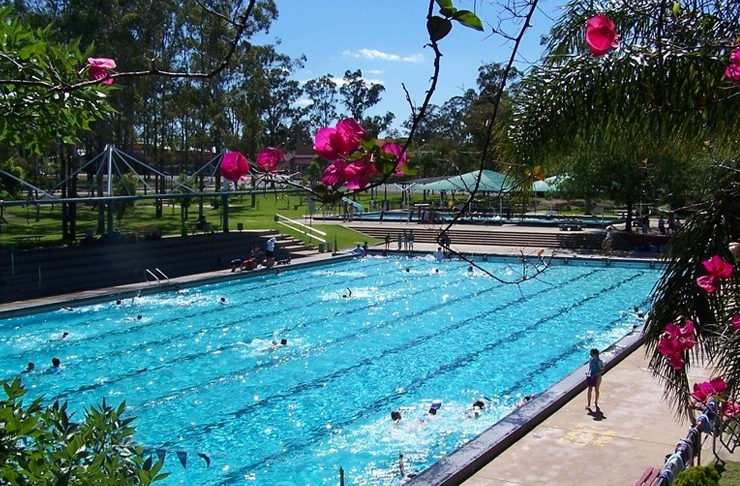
[0,256,657,486]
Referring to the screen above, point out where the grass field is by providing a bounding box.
[0,192,384,251]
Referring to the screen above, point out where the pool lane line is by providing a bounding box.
[145,269,633,451]
[208,277,646,486]
[97,267,605,412]
[58,267,532,407]
[0,260,412,362]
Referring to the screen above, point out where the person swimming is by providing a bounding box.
[45,357,62,374]
[391,410,403,423]
[427,399,442,416]
[468,399,486,418]
[266,338,288,351]
[514,394,536,408]
[342,288,352,298]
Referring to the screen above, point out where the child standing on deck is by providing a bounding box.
[586,348,604,411]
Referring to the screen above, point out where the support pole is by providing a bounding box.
[105,145,114,236]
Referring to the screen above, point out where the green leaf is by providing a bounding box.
[439,6,457,17]
[452,10,484,31]
[434,0,454,9]
[672,2,680,15]
[427,16,452,42]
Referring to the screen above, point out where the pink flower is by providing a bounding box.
[692,377,728,402]
[658,319,696,370]
[313,128,349,161]
[220,151,250,183]
[336,118,366,148]
[87,57,116,85]
[321,161,348,187]
[724,401,740,419]
[696,275,719,293]
[255,147,283,173]
[344,159,378,190]
[667,353,685,370]
[381,143,408,176]
[732,313,740,331]
[313,119,367,161]
[725,47,740,85]
[696,255,733,293]
[585,14,618,57]
[703,255,734,279]
[658,334,681,357]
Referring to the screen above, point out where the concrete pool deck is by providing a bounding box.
[0,234,733,486]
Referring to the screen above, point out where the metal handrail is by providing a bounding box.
[145,269,160,285]
[275,213,326,243]
[154,268,170,283]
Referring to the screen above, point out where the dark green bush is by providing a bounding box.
[673,465,720,486]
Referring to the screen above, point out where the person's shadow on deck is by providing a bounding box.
[587,407,606,421]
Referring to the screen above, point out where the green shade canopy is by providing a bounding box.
[532,174,568,193]
[415,170,512,193]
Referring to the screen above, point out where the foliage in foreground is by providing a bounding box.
[675,465,720,486]
[645,172,740,417]
[0,378,167,485]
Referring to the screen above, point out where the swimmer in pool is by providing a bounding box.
[266,338,288,351]
[468,399,486,418]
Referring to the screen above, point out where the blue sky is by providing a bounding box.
[253,0,565,133]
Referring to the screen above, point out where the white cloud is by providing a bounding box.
[343,48,424,63]
[295,97,313,106]
[368,69,384,75]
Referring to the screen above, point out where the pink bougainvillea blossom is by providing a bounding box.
[336,118,366,148]
[381,143,409,176]
[585,14,618,57]
[343,158,378,190]
[725,48,740,85]
[87,57,117,85]
[220,151,250,183]
[255,147,283,173]
[321,161,348,187]
[692,377,728,403]
[314,127,342,161]
[724,401,740,419]
[696,255,733,293]
[658,319,696,370]
[313,119,366,161]
[733,313,740,331]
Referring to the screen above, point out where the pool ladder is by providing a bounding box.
[145,268,170,285]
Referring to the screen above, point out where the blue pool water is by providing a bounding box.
[0,256,657,486]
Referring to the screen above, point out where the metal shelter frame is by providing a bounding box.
[0,145,303,236]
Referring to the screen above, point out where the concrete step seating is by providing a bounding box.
[346,225,602,250]
[0,231,312,304]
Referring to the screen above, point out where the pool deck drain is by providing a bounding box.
[1,234,732,486]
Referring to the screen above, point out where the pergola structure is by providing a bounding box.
[0,145,302,237]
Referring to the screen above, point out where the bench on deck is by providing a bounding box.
[633,466,661,486]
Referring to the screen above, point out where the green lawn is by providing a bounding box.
[719,461,740,486]
[0,193,381,251]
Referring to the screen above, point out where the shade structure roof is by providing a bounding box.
[415,170,512,193]
[532,174,568,193]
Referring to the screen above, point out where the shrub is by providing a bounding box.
[673,465,720,486]
[0,378,168,485]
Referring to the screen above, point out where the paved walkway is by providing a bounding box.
[462,349,737,486]
[0,225,728,486]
